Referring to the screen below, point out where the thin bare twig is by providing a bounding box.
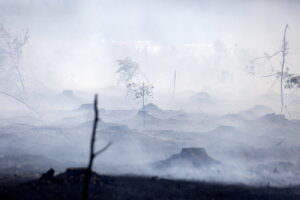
[252,50,282,62]
[275,138,286,147]
[0,90,41,118]
[267,77,279,91]
[94,141,112,157]
[262,72,280,78]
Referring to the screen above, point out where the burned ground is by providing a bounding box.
[0,169,300,200]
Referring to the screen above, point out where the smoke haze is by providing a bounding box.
[0,0,300,187]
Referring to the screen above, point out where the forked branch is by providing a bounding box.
[82,94,112,200]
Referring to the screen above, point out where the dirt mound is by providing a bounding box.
[154,147,220,169]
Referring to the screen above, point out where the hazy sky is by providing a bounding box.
[0,0,300,100]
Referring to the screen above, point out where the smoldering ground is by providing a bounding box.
[0,0,300,188]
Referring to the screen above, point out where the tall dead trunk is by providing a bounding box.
[280,24,288,113]
[82,94,99,200]
[82,94,111,200]
[173,70,176,98]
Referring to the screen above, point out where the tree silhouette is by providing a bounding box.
[82,94,112,200]
[0,24,28,91]
[116,57,154,109]
[0,24,40,117]
[247,24,299,113]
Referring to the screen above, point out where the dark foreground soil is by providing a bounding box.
[0,169,299,200]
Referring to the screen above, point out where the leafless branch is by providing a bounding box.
[275,138,286,147]
[246,24,290,113]
[82,94,111,200]
[0,24,29,91]
[0,90,41,118]
[94,141,112,157]
[252,50,282,62]
[262,72,281,78]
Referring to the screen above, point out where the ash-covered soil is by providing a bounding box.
[0,168,299,200]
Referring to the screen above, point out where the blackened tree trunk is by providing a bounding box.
[82,94,99,200]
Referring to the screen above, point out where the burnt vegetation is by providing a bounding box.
[0,173,300,200]
[0,96,300,200]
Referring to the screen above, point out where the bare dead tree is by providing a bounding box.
[116,57,139,83]
[127,82,153,109]
[173,70,176,98]
[126,82,153,128]
[279,24,288,113]
[133,82,153,128]
[82,94,112,200]
[116,58,154,128]
[0,24,29,91]
[247,24,299,113]
[0,24,41,117]
[116,57,154,109]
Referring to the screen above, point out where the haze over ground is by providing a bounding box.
[0,0,300,114]
[0,0,300,188]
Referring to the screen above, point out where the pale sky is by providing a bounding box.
[0,0,300,100]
